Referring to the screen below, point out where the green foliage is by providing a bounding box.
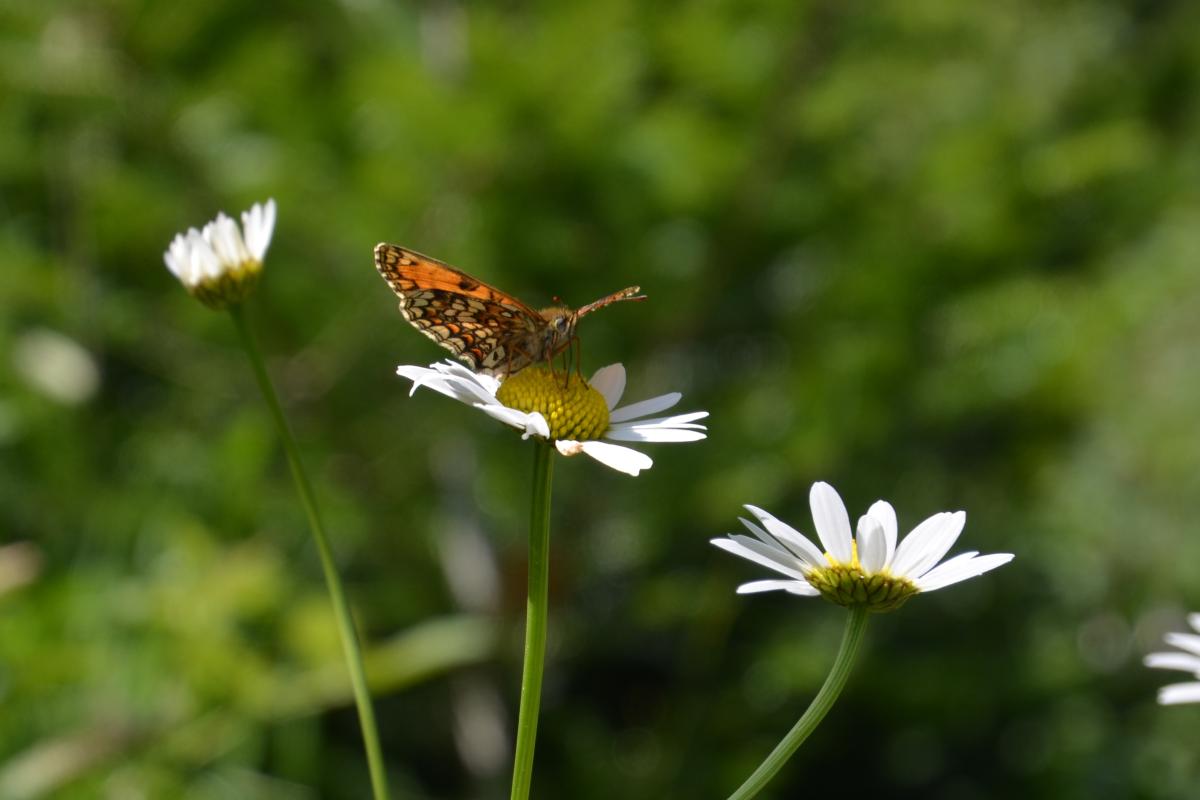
[3,0,1200,797]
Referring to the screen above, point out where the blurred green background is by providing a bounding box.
[3,0,1200,797]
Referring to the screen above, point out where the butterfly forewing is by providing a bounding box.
[374,243,548,376]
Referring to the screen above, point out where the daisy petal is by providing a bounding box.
[575,440,652,476]
[242,199,277,260]
[856,514,887,573]
[809,482,853,564]
[396,371,464,400]
[914,552,1013,592]
[589,364,626,410]
[1145,652,1200,675]
[866,500,898,567]
[1163,632,1200,657]
[628,411,709,427]
[743,505,827,568]
[710,536,810,582]
[738,516,823,569]
[1159,682,1200,705]
[891,511,966,580]
[609,393,682,424]
[398,368,488,404]
[605,424,708,443]
[478,404,549,438]
[738,517,778,548]
[737,579,819,596]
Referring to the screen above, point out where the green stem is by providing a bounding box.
[229,304,390,800]
[510,440,555,800]
[726,605,869,800]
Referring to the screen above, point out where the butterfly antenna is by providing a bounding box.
[574,286,646,320]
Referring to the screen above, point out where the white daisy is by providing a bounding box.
[163,199,277,309]
[395,360,707,477]
[1144,613,1200,705]
[711,481,1014,611]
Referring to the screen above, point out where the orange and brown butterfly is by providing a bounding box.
[374,243,645,379]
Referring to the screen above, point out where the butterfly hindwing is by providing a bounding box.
[398,287,533,373]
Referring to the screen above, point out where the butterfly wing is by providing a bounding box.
[374,243,546,376]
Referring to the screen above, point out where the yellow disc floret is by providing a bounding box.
[191,263,262,310]
[803,542,920,613]
[496,365,610,441]
[805,565,920,612]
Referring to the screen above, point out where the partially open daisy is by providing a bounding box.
[163,199,277,309]
[1144,613,1200,705]
[712,481,1013,612]
[395,361,707,476]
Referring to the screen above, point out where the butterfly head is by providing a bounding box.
[538,306,577,355]
[539,287,645,358]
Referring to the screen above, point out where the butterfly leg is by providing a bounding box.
[549,348,566,388]
[571,335,583,382]
[554,337,580,388]
[505,341,537,381]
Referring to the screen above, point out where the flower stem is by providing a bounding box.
[726,605,869,800]
[229,304,390,800]
[510,440,555,800]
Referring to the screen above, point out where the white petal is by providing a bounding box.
[736,579,819,596]
[188,230,221,280]
[739,515,816,566]
[710,536,811,582]
[890,511,966,579]
[1189,613,1200,634]
[856,514,887,573]
[737,516,773,545]
[478,404,548,438]
[164,234,189,280]
[617,410,708,428]
[443,360,502,394]
[1158,682,1200,705]
[1163,632,1200,658]
[227,215,253,263]
[609,393,682,424]
[914,552,1013,592]
[467,372,502,395]
[743,505,827,569]
[575,440,652,476]
[397,366,489,404]
[207,213,245,267]
[526,412,551,438]
[394,361,551,439]
[809,482,853,564]
[1145,652,1200,675]
[242,198,276,260]
[589,364,625,410]
[866,500,898,567]
[605,423,707,443]
[402,362,499,403]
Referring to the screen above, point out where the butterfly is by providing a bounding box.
[374,243,645,378]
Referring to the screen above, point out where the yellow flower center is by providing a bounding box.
[805,544,919,612]
[496,365,610,441]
